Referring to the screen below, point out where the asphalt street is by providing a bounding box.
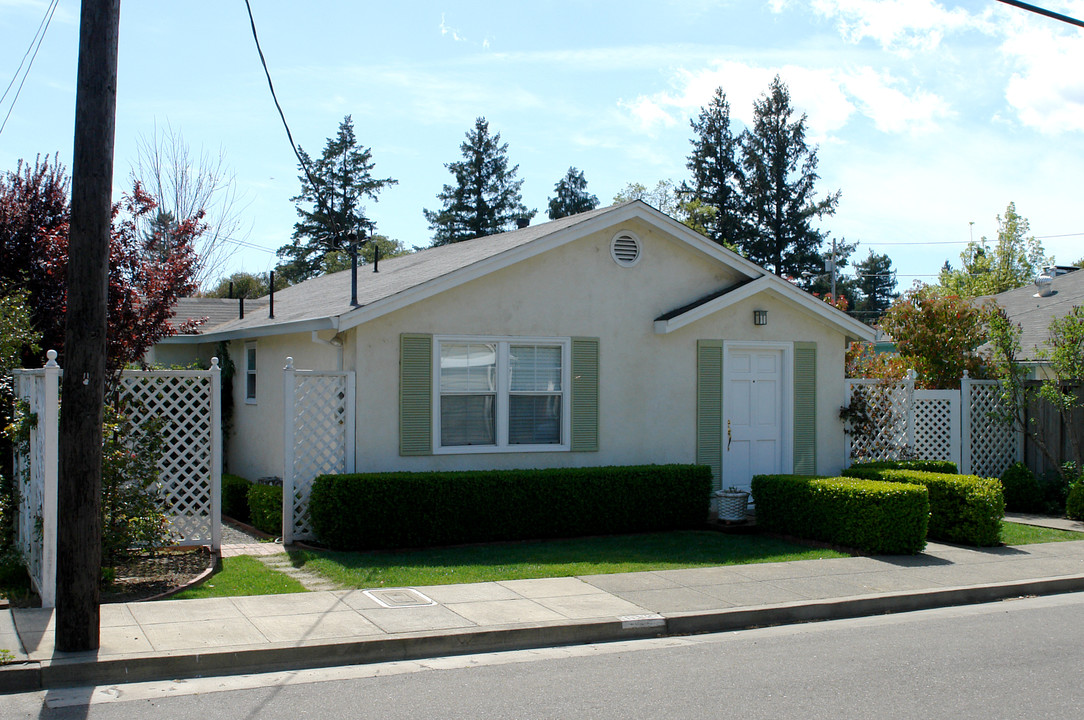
[8,592,1084,720]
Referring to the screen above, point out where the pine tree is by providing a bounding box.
[685,88,746,246]
[854,250,898,323]
[740,76,840,278]
[424,117,535,245]
[276,116,396,284]
[547,167,599,219]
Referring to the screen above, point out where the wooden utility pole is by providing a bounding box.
[56,0,121,652]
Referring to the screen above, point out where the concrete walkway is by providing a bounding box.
[3,515,1084,693]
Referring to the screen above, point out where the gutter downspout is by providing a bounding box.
[311,318,344,370]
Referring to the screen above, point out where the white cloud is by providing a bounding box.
[617,61,950,139]
[998,15,1084,134]
[439,13,466,42]
[785,0,992,55]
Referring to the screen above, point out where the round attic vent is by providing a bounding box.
[610,231,642,267]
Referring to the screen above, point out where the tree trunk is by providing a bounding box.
[56,0,120,653]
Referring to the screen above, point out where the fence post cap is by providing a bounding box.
[210,357,220,371]
[284,356,295,371]
[45,349,59,368]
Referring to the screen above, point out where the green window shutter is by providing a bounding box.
[793,341,817,475]
[697,340,723,490]
[570,337,599,452]
[400,333,432,456]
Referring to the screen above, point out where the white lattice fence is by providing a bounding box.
[965,379,1021,478]
[118,365,221,547]
[845,373,1022,476]
[9,355,220,608]
[282,358,355,544]
[11,353,60,607]
[844,379,912,461]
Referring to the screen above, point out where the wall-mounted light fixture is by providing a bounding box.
[753,309,768,326]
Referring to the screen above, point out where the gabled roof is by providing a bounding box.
[982,268,1084,361]
[162,201,873,344]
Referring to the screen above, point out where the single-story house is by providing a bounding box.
[979,265,1084,380]
[151,201,874,494]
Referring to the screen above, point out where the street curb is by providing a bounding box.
[6,573,1084,694]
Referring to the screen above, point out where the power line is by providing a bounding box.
[996,0,1084,29]
[0,0,60,137]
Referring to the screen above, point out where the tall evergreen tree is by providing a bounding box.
[424,117,535,245]
[854,250,898,323]
[276,115,396,284]
[739,76,840,278]
[685,87,746,247]
[547,167,599,219]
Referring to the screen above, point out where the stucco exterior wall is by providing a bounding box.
[340,219,851,477]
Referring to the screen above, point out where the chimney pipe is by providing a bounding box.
[269,271,275,319]
[228,280,234,299]
[373,243,379,273]
[239,296,244,319]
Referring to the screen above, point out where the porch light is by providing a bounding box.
[753,309,768,326]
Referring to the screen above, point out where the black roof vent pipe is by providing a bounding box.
[269,270,275,319]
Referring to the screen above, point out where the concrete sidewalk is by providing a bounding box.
[3,516,1084,693]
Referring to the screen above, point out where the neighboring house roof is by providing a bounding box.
[162,201,874,344]
[981,268,1084,361]
[167,296,269,333]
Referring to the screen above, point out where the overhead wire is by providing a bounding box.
[0,0,60,137]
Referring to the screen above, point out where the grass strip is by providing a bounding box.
[171,555,307,599]
[289,530,848,588]
[1001,521,1083,545]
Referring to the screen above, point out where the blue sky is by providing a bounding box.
[2,0,1083,290]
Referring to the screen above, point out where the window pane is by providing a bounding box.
[441,394,495,446]
[509,395,561,445]
[509,345,562,392]
[246,372,256,399]
[440,343,496,392]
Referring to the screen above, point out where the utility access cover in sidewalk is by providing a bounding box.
[364,588,437,608]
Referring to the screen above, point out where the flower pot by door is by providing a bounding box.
[715,490,749,523]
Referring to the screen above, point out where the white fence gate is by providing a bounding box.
[282,358,355,544]
[11,353,221,608]
[845,372,1022,477]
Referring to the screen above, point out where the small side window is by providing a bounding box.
[245,341,257,404]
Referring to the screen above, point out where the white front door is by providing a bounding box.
[724,346,787,492]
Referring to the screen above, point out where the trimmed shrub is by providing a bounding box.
[751,474,928,554]
[999,462,1042,513]
[842,467,1004,546]
[1066,483,1084,521]
[849,460,958,474]
[309,464,713,551]
[222,473,253,522]
[247,484,282,537]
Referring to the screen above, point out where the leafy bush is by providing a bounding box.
[848,460,958,474]
[1066,483,1084,521]
[751,474,928,554]
[843,467,1004,546]
[100,407,171,566]
[999,462,1042,512]
[309,465,712,551]
[222,473,252,522]
[247,483,282,536]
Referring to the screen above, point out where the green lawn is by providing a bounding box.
[171,555,307,600]
[288,530,849,588]
[1001,521,1084,545]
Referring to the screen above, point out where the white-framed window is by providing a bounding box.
[434,336,570,453]
[244,341,257,404]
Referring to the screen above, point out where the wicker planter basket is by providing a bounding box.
[714,490,750,523]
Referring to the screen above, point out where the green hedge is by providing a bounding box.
[309,464,713,551]
[247,483,282,537]
[222,473,252,522]
[1067,483,1084,521]
[1000,462,1043,512]
[848,460,958,474]
[751,474,929,554]
[842,467,1004,546]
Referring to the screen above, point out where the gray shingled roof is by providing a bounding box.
[171,203,621,338]
[983,269,1084,360]
[170,296,269,333]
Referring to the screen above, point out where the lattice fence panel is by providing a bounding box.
[969,381,1019,478]
[118,371,217,546]
[287,373,351,541]
[14,372,46,591]
[914,396,954,461]
[846,380,912,461]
